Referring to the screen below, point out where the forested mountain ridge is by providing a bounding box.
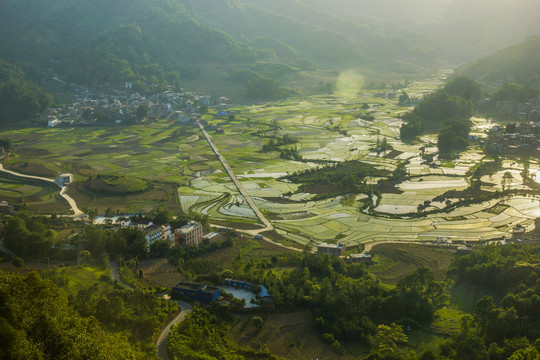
[0,0,256,86]
[0,0,447,89]
[3,0,540,90]
[455,35,540,87]
[0,59,53,125]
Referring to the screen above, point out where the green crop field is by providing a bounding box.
[0,173,70,213]
[2,70,540,247]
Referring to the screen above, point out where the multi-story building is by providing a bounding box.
[144,225,164,251]
[175,221,203,246]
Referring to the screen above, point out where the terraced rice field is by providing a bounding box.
[3,70,540,247]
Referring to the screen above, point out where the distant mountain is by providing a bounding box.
[0,0,255,86]
[3,0,538,97]
[0,0,448,90]
[434,0,540,62]
[455,35,540,87]
[184,0,442,69]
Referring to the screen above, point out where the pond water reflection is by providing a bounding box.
[219,285,269,308]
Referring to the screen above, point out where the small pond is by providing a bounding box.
[219,285,269,308]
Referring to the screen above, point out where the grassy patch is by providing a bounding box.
[229,310,359,360]
[41,261,111,297]
[85,175,149,194]
[368,244,456,284]
[449,282,497,313]
[430,307,466,336]
[191,237,295,274]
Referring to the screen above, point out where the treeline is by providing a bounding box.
[490,83,540,105]
[0,59,53,125]
[0,271,150,359]
[220,252,445,345]
[70,281,174,353]
[172,238,540,359]
[229,69,298,100]
[168,305,279,360]
[4,208,209,262]
[430,244,540,359]
[400,76,481,157]
[261,133,298,152]
[283,160,388,198]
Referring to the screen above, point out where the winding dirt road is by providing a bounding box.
[156,300,192,360]
[0,163,83,216]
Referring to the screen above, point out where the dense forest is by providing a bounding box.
[0,59,53,125]
[165,242,540,359]
[0,270,167,359]
[1,211,539,359]
[283,161,388,199]
[8,0,538,91]
[400,76,483,157]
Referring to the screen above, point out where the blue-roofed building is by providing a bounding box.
[172,282,221,304]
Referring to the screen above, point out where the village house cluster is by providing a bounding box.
[494,98,540,122]
[40,84,229,127]
[488,121,540,153]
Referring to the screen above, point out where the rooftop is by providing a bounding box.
[318,242,345,249]
[178,221,201,233]
[174,282,207,291]
[349,253,372,259]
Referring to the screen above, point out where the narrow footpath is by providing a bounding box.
[156,300,192,360]
[108,261,133,290]
[198,123,273,234]
[0,163,83,216]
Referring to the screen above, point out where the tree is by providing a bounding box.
[502,171,513,192]
[12,257,24,268]
[0,138,12,152]
[441,76,483,103]
[87,208,98,224]
[474,296,495,334]
[438,118,472,157]
[136,104,149,121]
[149,239,171,257]
[398,91,410,105]
[400,116,423,140]
[104,207,115,218]
[372,323,408,358]
[252,316,263,329]
[506,123,517,133]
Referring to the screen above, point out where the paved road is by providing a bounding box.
[156,300,192,360]
[0,163,83,216]
[198,123,273,234]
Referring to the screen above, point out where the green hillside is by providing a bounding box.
[0,0,256,86]
[0,0,447,91]
[456,35,540,86]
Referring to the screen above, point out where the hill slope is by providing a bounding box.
[0,0,448,90]
[456,35,540,86]
[0,0,255,86]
